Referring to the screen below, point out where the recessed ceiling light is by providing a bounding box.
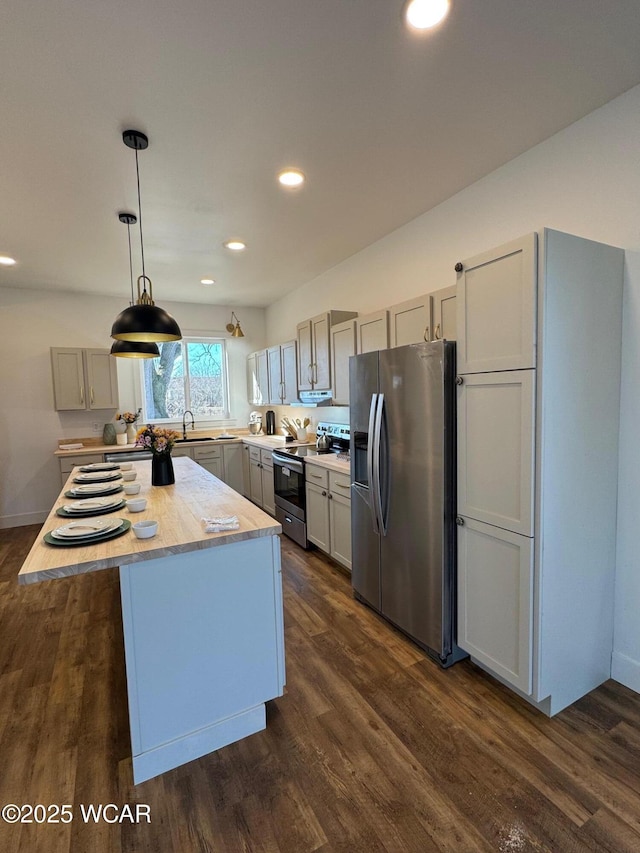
[278,169,305,188]
[0,255,16,266]
[224,241,246,251]
[200,278,215,285]
[405,0,450,30]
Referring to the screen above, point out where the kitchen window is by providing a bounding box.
[139,338,230,422]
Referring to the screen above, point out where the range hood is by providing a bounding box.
[293,391,333,407]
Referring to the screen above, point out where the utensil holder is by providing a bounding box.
[296,427,308,442]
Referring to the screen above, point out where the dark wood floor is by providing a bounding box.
[2,527,640,852]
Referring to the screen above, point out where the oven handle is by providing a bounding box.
[272,453,304,474]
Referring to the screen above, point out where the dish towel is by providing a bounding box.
[202,515,240,533]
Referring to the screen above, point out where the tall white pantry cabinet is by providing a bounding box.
[455,229,624,715]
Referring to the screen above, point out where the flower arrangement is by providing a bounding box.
[116,408,142,425]
[135,424,179,456]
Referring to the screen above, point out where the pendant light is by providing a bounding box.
[111,130,182,343]
[110,212,160,359]
[226,311,244,338]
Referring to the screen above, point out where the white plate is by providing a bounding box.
[69,483,122,495]
[62,497,123,512]
[51,518,123,539]
[80,463,120,471]
[74,471,122,481]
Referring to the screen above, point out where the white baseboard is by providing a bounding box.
[611,650,640,695]
[0,511,48,529]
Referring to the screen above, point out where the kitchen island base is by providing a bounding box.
[120,536,285,785]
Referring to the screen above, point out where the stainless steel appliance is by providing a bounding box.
[273,422,350,549]
[265,410,276,435]
[350,341,466,667]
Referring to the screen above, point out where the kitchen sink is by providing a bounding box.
[175,437,215,443]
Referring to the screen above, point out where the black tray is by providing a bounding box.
[56,500,126,519]
[64,485,124,499]
[43,519,131,547]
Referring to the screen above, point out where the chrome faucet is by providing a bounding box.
[182,410,195,440]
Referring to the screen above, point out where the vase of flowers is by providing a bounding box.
[135,425,180,486]
[117,408,142,444]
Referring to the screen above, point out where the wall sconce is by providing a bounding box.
[226,312,244,338]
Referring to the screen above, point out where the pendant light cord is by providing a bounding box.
[127,221,135,306]
[135,148,146,283]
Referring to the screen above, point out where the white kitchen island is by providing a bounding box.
[18,457,285,784]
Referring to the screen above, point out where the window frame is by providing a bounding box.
[138,335,231,425]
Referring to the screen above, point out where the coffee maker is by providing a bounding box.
[265,410,276,435]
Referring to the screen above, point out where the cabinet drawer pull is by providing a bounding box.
[333,482,350,489]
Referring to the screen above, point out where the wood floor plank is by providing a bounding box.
[2,527,640,852]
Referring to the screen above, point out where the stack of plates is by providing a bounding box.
[56,496,126,518]
[79,462,120,472]
[73,471,122,484]
[65,482,124,498]
[44,517,131,547]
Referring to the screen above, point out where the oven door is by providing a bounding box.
[272,453,306,522]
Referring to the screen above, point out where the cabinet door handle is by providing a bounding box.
[90,386,94,405]
[328,493,333,500]
[321,490,327,496]
[308,363,313,385]
[80,385,84,404]
[456,516,465,526]
[423,326,430,342]
[455,376,464,385]
[434,324,441,340]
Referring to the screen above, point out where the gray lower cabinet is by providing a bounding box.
[59,453,104,488]
[305,464,351,571]
[248,446,275,515]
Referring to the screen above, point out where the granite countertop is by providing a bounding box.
[19,456,281,585]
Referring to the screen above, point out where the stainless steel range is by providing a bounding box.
[272,422,350,548]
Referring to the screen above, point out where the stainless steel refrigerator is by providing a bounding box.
[349,341,466,667]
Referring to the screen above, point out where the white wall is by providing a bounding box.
[0,288,265,528]
[265,83,640,696]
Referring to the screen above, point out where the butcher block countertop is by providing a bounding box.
[19,456,281,586]
[304,454,351,475]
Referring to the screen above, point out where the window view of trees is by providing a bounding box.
[141,339,228,421]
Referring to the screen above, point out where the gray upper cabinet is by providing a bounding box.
[456,234,537,374]
[296,310,357,392]
[267,340,298,404]
[51,347,119,411]
[432,285,457,342]
[356,310,389,353]
[389,294,433,347]
[330,319,357,406]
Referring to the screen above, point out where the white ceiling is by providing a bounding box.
[2,0,640,308]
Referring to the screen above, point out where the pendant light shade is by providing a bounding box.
[110,339,160,358]
[110,129,182,344]
[111,212,161,358]
[111,276,182,342]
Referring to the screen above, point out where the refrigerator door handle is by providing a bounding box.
[366,393,379,533]
[372,393,387,536]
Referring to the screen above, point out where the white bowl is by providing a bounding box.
[132,519,158,539]
[119,462,133,471]
[122,471,137,481]
[126,498,147,513]
[123,483,141,495]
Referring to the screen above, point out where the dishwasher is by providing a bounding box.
[105,450,153,463]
